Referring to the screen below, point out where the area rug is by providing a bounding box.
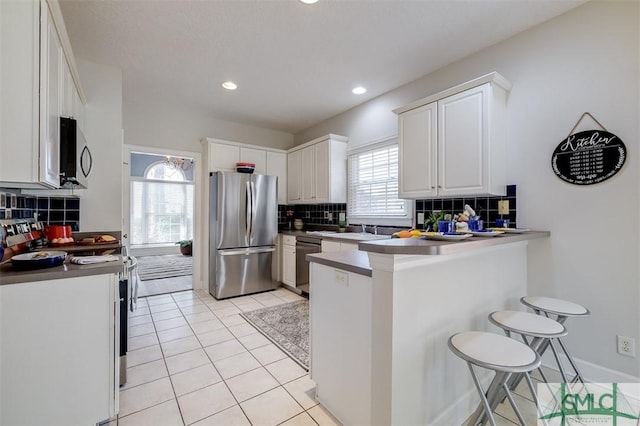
[137,254,193,281]
[242,300,309,370]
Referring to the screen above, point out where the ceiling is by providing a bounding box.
[59,0,585,135]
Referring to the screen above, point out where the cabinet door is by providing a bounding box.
[398,102,437,198]
[438,84,488,196]
[282,243,296,286]
[314,140,330,202]
[266,151,287,204]
[301,146,315,202]
[209,143,239,172]
[287,149,302,203]
[240,147,266,174]
[60,58,74,118]
[39,5,61,188]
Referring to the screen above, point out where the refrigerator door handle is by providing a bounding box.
[245,181,251,238]
[218,247,276,256]
[250,181,256,238]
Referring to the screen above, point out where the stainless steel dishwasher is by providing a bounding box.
[295,235,322,295]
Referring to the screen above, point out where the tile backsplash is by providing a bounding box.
[278,185,517,231]
[0,189,81,229]
[278,203,347,228]
[414,185,517,229]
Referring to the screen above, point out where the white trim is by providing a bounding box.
[287,134,348,153]
[123,144,203,290]
[541,348,640,383]
[393,71,512,115]
[201,137,287,154]
[347,135,398,155]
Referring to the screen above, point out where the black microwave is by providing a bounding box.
[60,117,92,188]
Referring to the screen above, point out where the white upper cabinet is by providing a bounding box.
[399,102,437,198]
[287,149,302,204]
[40,2,62,188]
[395,72,511,198]
[203,138,288,203]
[239,147,267,174]
[0,0,85,189]
[266,151,287,204]
[287,134,347,204]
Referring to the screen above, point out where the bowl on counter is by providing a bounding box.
[10,251,67,270]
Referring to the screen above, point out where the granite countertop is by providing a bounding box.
[0,255,124,286]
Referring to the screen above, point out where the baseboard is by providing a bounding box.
[541,351,640,383]
[429,374,493,425]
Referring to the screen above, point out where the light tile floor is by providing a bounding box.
[120,286,554,426]
[119,287,342,426]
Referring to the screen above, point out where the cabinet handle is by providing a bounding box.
[431,186,435,189]
[438,185,442,189]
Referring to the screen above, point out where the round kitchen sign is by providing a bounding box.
[551,130,627,185]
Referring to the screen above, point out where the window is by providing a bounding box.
[347,140,412,227]
[130,161,194,246]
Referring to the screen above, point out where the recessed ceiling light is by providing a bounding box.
[299,0,319,4]
[352,86,367,95]
[222,81,237,90]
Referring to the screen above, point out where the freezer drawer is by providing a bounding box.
[211,247,277,299]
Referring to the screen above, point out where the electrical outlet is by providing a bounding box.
[339,212,346,222]
[305,211,310,218]
[327,212,333,221]
[417,212,425,224]
[498,200,509,215]
[617,335,636,357]
[324,211,329,219]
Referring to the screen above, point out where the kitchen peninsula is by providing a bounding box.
[308,231,549,425]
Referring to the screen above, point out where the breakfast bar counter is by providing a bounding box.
[308,231,550,425]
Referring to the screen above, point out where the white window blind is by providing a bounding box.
[348,142,412,226]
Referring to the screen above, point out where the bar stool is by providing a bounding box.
[489,310,568,385]
[449,331,541,426]
[521,296,590,384]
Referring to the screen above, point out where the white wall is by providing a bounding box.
[295,1,640,378]
[77,59,123,232]
[123,98,294,153]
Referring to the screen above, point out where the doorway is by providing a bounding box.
[123,146,202,297]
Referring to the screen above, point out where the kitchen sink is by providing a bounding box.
[330,232,390,241]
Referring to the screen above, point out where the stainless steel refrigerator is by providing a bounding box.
[209,172,278,299]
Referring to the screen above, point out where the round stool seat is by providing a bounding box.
[489,310,567,338]
[521,296,589,317]
[449,331,540,373]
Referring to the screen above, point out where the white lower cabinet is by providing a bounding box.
[0,273,119,425]
[281,235,296,287]
[310,263,372,425]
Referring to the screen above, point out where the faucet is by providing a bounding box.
[373,225,378,235]
[361,224,366,233]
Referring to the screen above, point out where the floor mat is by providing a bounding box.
[241,300,309,370]
[137,254,193,281]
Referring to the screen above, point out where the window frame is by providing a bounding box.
[130,161,195,246]
[347,137,413,227]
